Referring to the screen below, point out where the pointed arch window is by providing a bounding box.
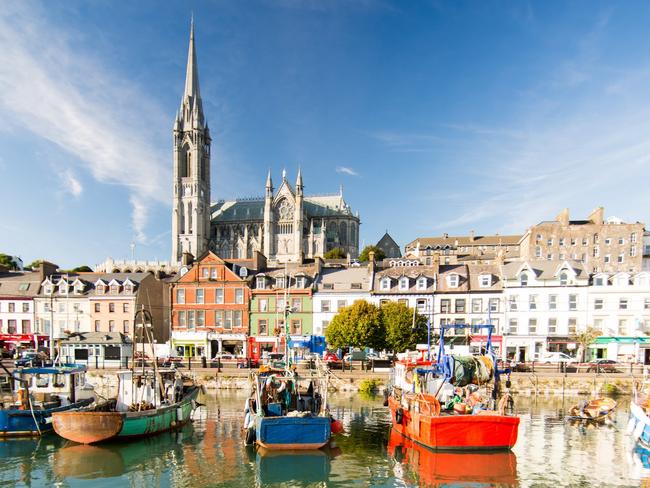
[179,143,191,178]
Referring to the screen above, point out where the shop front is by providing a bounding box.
[208,333,247,358]
[469,335,503,358]
[504,336,547,362]
[249,336,284,362]
[59,332,133,368]
[171,331,208,358]
[589,337,650,363]
[0,334,49,354]
[546,338,577,357]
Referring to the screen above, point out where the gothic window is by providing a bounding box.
[179,143,191,178]
[275,199,294,234]
[179,206,185,236]
[339,222,347,246]
[188,202,193,234]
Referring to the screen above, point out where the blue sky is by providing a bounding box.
[1,0,650,268]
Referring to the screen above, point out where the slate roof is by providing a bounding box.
[500,260,587,280]
[37,272,149,297]
[406,234,522,249]
[0,271,43,298]
[60,331,132,345]
[316,266,370,292]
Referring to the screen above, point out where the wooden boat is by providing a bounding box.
[0,364,95,437]
[567,397,616,422]
[388,426,518,487]
[52,369,199,444]
[244,368,335,450]
[386,323,519,451]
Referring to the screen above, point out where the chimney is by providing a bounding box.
[38,261,59,281]
[443,233,449,239]
[181,252,194,267]
[588,207,604,225]
[469,230,475,242]
[368,251,376,272]
[556,208,570,226]
[253,251,267,271]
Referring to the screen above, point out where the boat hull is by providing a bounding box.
[0,399,94,437]
[53,386,199,444]
[256,415,331,450]
[629,399,650,448]
[388,396,519,451]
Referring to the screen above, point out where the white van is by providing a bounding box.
[540,352,576,364]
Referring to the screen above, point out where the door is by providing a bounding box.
[644,348,650,365]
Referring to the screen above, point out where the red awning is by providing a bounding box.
[470,335,502,345]
[0,334,48,344]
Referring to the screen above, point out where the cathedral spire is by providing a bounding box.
[182,17,202,117]
[266,169,273,190]
[296,167,303,190]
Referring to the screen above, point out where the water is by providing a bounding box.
[0,393,648,487]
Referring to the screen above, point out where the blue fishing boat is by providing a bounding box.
[0,364,95,437]
[244,370,334,450]
[629,397,650,447]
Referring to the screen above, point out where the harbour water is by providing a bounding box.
[0,392,648,487]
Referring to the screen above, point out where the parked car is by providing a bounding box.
[586,359,619,373]
[14,350,46,367]
[323,351,340,362]
[540,352,576,364]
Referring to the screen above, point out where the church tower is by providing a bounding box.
[172,20,211,264]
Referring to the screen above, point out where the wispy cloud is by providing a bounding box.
[336,166,359,176]
[59,169,83,198]
[368,131,445,153]
[0,1,168,242]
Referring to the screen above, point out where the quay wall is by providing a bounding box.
[85,369,641,397]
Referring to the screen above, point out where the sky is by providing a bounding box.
[1,0,650,269]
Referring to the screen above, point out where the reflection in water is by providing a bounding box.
[388,427,518,487]
[0,393,648,487]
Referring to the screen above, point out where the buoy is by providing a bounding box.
[331,418,344,434]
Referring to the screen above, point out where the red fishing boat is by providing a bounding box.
[386,323,519,451]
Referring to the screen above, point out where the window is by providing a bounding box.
[123,303,129,313]
[332,299,345,312]
[196,288,204,304]
[188,311,195,329]
[258,319,267,335]
[632,232,638,243]
[211,267,217,279]
[416,299,427,312]
[594,233,599,244]
[447,274,459,288]
[489,298,499,312]
[275,277,286,289]
[399,277,409,290]
[568,318,577,335]
[43,302,51,312]
[529,318,537,334]
[380,278,391,290]
[529,295,537,310]
[235,289,244,304]
[559,253,565,260]
[22,302,29,313]
[645,298,650,310]
[605,238,611,246]
[569,294,577,311]
[234,310,242,328]
[323,283,334,290]
[618,319,627,334]
[109,303,115,313]
[224,311,232,330]
[351,283,362,290]
[559,272,568,286]
[195,310,204,327]
[58,302,65,313]
[618,237,625,245]
[547,238,553,246]
[291,319,301,334]
[520,273,528,287]
[508,295,518,311]
[604,255,611,264]
[177,289,185,304]
[455,299,466,313]
[619,298,628,310]
[109,320,115,332]
[296,277,306,288]
[594,276,605,286]
[110,284,119,294]
[594,247,600,258]
[417,277,427,290]
[215,311,223,328]
[535,233,542,243]
[440,299,451,313]
[535,246,542,258]
[472,298,482,313]
[631,247,637,257]
[594,318,604,332]
[571,238,577,246]
[292,298,302,312]
[479,275,491,287]
[259,298,268,312]
[73,302,80,312]
[216,289,224,304]
[94,320,100,332]
[277,298,286,312]
[256,277,266,289]
[582,237,588,246]
[380,299,390,306]
[618,254,624,264]
[178,311,186,327]
[559,238,565,247]
[508,319,518,335]
[201,267,209,278]
[548,318,557,334]
[546,253,553,261]
[321,300,330,313]
[7,320,16,334]
[123,320,129,333]
[44,284,54,295]
[594,298,603,310]
[8,303,15,313]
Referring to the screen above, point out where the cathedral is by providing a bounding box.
[172,24,360,265]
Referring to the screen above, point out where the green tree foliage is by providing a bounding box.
[325,300,384,350]
[70,265,93,272]
[26,260,44,270]
[323,247,347,259]
[381,301,428,353]
[571,326,602,362]
[358,245,386,262]
[0,254,18,270]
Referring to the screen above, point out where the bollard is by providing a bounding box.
[217,358,221,372]
[95,355,98,369]
[188,357,192,370]
[201,356,207,368]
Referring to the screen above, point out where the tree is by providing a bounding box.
[571,326,601,362]
[325,300,384,350]
[0,254,17,270]
[26,260,44,270]
[381,301,428,353]
[358,245,386,263]
[70,265,93,272]
[324,247,347,259]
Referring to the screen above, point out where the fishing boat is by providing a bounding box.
[52,308,200,444]
[567,397,616,423]
[629,379,650,447]
[386,323,519,451]
[0,364,95,437]
[243,368,336,450]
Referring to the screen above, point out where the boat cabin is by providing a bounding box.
[115,369,183,412]
[252,373,326,418]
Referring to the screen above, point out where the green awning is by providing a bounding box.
[592,336,650,345]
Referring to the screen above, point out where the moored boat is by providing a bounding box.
[629,389,650,447]
[567,397,616,422]
[52,369,200,444]
[0,364,95,437]
[386,323,519,451]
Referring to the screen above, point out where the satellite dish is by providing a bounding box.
[239,266,249,278]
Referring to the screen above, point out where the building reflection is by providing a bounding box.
[388,427,518,487]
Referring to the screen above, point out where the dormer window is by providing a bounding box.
[416,277,427,291]
[594,276,606,286]
[296,277,306,289]
[275,277,286,289]
[44,285,53,295]
[96,284,105,295]
[616,275,628,287]
[380,277,391,291]
[58,283,68,295]
[124,284,134,294]
[110,284,120,294]
[479,274,491,288]
[399,277,409,291]
[74,283,84,294]
[520,272,528,287]
[447,274,459,288]
[256,276,266,289]
[559,272,568,286]
[636,274,649,287]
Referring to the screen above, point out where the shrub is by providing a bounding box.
[602,383,619,396]
[359,379,381,394]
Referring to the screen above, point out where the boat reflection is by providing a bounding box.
[388,427,518,487]
[254,444,341,484]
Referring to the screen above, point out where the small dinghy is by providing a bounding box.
[568,397,617,423]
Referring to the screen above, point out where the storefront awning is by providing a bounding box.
[0,334,48,344]
[592,336,650,345]
[470,335,503,345]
